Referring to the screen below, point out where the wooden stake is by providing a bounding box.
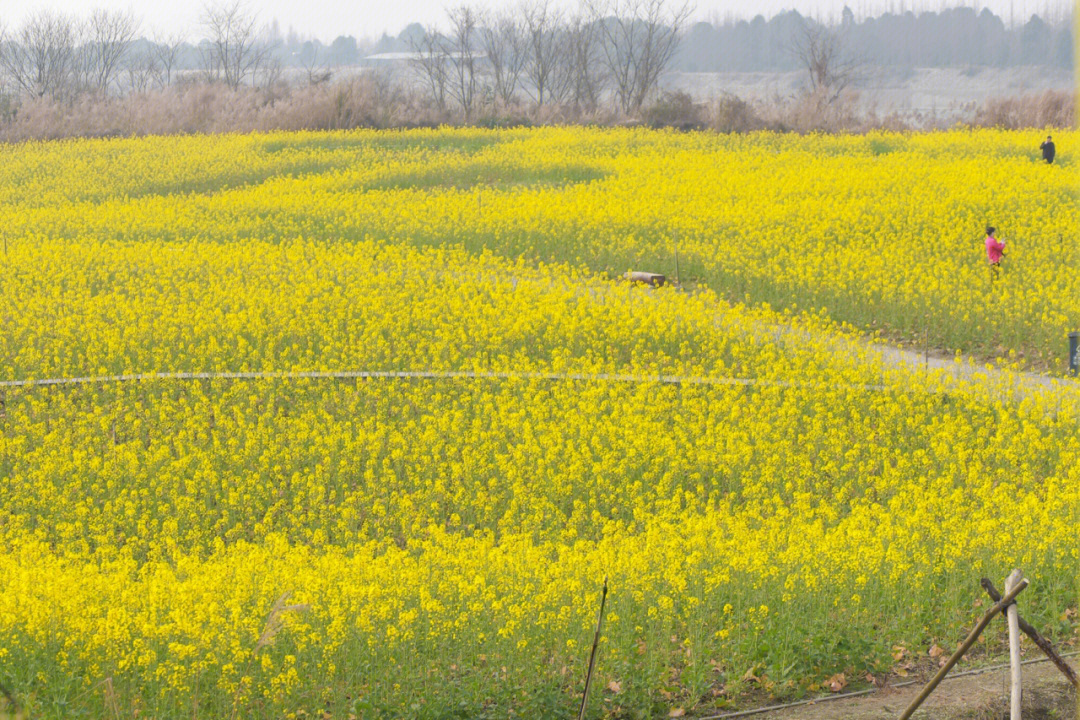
[577,577,608,720]
[981,578,1078,688]
[1005,569,1023,720]
[898,576,1029,720]
[0,680,17,714]
[923,322,929,370]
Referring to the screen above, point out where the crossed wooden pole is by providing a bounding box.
[899,569,1077,720]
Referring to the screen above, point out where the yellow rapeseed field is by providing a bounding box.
[0,128,1077,718]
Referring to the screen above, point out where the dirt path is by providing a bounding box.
[869,342,1075,394]
[744,659,1077,720]
[664,279,1079,399]
[728,299,1079,402]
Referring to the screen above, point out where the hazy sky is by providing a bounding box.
[1,0,1072,43]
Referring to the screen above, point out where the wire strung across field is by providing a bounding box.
[0,369,895,392]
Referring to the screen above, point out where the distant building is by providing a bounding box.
[360,52,487,68]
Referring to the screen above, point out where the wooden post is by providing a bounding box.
[898,576,1029,720]
[1005,569,1023,720]
[981,578,1078,688]
[0,679,17,714]
[577,577,608,720]
[923,322,929,370]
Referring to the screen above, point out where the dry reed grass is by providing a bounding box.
[228,591,310,720]
[0,78,1072,142]
[969,89,1075,129]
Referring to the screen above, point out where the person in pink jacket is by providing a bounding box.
[985,226,1006,284]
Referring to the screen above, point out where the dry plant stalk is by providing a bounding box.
[103,677,121,720]
[229,591,310,720]
[255,591,311,652]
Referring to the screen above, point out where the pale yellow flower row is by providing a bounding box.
[0,128,1076,717]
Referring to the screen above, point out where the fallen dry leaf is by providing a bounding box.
[827,673,847,692]
[928,643,944,659]
[669,709,685,718]
[607,680,621,694]
[742,667,760,683]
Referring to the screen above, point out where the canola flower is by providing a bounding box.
[2,127,1075,365]
[0,128,1077,718]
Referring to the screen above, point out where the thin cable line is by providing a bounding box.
[0,369,895,393]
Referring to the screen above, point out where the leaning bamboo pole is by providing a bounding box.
[898,575,1030,720]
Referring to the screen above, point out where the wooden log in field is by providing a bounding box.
[624,271,666,287]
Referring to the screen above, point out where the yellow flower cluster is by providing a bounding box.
[4,127,1073,364]
[0,128,1076,718]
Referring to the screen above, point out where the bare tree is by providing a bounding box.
[408,26,450,114]
[152,32,187,87]
[791,19,859,105]
[303,45,332,85]
[478,7,528,109]
[0,11,79,99]
[564,11,606,114]
[200,1,275,89]
[445,5,481,119]
[80,9,139,94]
[588,0,691,114]
[124,47,160,93]
[522,0,565,109]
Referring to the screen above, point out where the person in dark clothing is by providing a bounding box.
[1040,135,1055,164]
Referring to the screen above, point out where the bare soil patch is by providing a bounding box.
[750,661,1076,720]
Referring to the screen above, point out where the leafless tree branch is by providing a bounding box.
[0,11,79,99]
[151,31,187,87]
[791,19,860,105]
[200,1,276,89]
[522,0,565,108]
[446,5,481,119]
[408,25,450,113]
[80,9,139,94]
[586,0,690,114]
[563,11,606,114]
[478,7,527,109]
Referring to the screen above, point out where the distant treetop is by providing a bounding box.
[675,6,1072,72]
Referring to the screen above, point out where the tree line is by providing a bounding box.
[0,1,1071,112]
[678,6,1073,73]
[406,0,691,119]
[0,0,695,118]
[0,3,281,100]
